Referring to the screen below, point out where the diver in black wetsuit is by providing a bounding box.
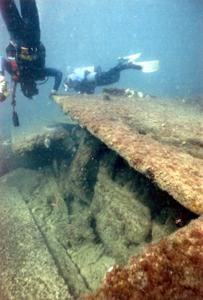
[0,0,62,99]
[64,53,160,94]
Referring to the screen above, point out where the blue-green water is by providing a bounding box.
[0,2,202,298]
[0,0,203,133]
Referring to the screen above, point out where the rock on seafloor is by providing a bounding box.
[0,173,72,300]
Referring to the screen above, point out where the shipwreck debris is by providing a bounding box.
[82,216,203,300]
[53,94,203,215]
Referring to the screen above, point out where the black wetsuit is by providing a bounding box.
[0,0,62,98]
[96,63,141,86]
[65,63,142,94]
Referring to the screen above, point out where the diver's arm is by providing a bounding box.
[43,67,63,93]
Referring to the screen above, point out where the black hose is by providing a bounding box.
[11,81,20,127]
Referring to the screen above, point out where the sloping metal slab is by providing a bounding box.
[53,94,203,215]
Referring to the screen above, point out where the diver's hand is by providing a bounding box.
[49,89,57,98]
[0,75,9,102]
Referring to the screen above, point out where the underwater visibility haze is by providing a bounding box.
[0,1,202,299]
[0,0,203,132]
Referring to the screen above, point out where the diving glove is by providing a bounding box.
[0,75,9,102]
[49,89,58,99]
[50,89,57,95]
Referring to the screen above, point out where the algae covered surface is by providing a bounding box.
[83,216,203,300]
[0,93,202,299]
[53,93,203,215]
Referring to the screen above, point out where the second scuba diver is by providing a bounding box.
[64,53,160,94]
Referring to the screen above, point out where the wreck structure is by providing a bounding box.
[0,91,202,299]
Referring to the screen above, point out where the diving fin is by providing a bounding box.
[118,52,142,64]
[133,60,160,73]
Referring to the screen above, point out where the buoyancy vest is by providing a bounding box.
[6,41,46,81]
[69,66,97,82]
[15,43,46,81]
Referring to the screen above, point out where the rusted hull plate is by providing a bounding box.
[82,216,203,299]
[53,95,203,215]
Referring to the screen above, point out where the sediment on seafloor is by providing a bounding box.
[82,216,203,300]
[0,124,197,299]
[53,94,203,215]
[11,123,71,154]
[0,175,72,300]
[0,92,202,299]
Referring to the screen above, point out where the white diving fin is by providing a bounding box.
[118,52,142,63]
[134,60,160,73]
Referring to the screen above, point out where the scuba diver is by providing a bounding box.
[64,53,160,94]
[0,0,62,102]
